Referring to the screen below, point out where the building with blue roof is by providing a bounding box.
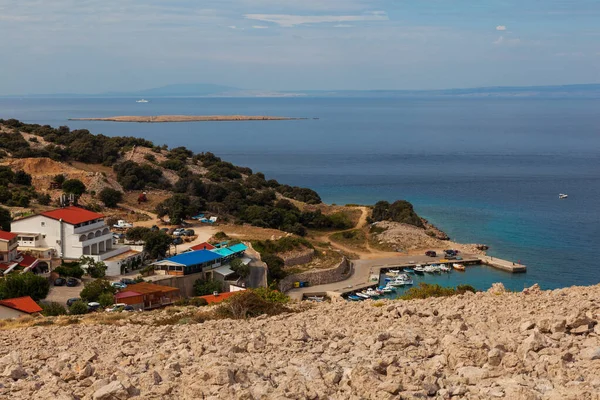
[153,250,222,276]
[210,243,247,262]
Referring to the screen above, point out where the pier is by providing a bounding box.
[287,253,526,301]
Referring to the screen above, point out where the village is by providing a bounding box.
[0,203,263,318]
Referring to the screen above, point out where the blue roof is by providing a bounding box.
[212,248,235,257]
[228,243,248,253]
[165,250,222,266]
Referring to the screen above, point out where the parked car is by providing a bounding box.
[172,237,183,245]
[54,277,66,286]
[66,277,79,287]
[123,305,135,312]
[66,297,81,307]
[172,228,186,236]
[151,225,159,231]
[106,303,127,312]
[120,278,136,285]
[111,282,127,289]
[113,233,124,240]
[183,229,195,236]
[87,302,101,312]
[425,251,437,257]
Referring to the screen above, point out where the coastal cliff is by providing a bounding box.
[0,283,598,399]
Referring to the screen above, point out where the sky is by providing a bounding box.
[1,0,600,94]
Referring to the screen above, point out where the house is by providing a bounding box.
[11,206,142,276]
[0,231,18,264]
[0,230,40,274]
[153,250,222,276]
[189,242,215,251]
[114,282,180,310]
[209,243,247,263]
[0,296,42,319]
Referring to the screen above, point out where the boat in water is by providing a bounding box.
[440,265,452,273]
[365,288,381,298]
[306,296,324,302]
[559,193,568,199]
[136,99,149,103]
[453,263,465,271]
[414,266,425,275]
[356,292,370,299]
[405,267,415,274]
[347,294,363,301]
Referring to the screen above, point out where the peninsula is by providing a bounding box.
[68,115,306,123]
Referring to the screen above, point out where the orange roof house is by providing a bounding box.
[41,206,104,225]
[198,291,240,304]
[115,282,180,310]
[0,231,17,241]
[0,296,42,319]
[190,242,216,251]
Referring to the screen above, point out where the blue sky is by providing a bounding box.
[1,0,599,94]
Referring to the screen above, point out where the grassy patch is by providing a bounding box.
[400,283,477,300]
[330,229,367,250]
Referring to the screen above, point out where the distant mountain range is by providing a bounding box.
[4,83,600,98]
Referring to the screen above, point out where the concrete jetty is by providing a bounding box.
[480,255,526,272]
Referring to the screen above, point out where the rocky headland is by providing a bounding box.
[1,283,599,399]
[68,115,306,123]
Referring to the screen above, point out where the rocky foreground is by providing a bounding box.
[1,284,600,399]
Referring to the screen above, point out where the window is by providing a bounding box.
[41,222,46,227]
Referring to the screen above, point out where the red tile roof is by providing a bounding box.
[18,255,38,268]
[198,291,241,304]
[190,242,216,251]
[0,296,43,314]
[0,231,17,241]
[41,206,104,225]
[115,291,144,299]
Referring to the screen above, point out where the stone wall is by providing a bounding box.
[281,248,315,267]
[278,257,352,292]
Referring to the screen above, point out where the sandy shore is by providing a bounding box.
[69,115,307,123]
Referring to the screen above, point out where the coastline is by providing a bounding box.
[68,115,308,123]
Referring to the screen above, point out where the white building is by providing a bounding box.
[11,206,142,276]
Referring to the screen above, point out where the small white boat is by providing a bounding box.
[306,296,324,302]
[440,265,451,272]
[559,193,568,199]
[424,265,436,274]
[356,292,370,299]
[379,286,393,293]
[136,99,149,103]
[414,266,425,275]
[388,269,400,275]
[365,288,380,298]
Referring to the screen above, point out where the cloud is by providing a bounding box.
[252,25,268,29]
[244,11,388,27]
[496,25,506,31]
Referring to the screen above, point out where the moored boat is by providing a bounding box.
[414,266,425,275]
[453,263,465,271]
[440,265,451,272]
[404,268,415,274]
[347,294,362,301]
[356,292,370,299]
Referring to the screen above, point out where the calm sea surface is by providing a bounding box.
[2,97,600,291]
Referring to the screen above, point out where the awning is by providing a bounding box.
[213,265,235,277]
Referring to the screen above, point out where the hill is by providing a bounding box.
[0,283,598,398]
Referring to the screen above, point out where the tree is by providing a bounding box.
[262,254,286,283]
[13,170,32,186]
[80,279,116,302]
[0,206,11,231]
[98,292,114,308]
[62,179,86,196]
[0,273,50,301]
[230,258,251,279]
[69,301,88,315]
[54,263,85,279]
[53,174,66,188]
[193,279,222,296]
[143,231,172,259]
[125,226,152,242]
[37,193,51,206]
[79,256,107,278]
[98,188,123,208]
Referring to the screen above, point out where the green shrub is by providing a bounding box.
[62,179,86,196]
[40,302,67,316]
[98,292,114,308]
[0,272,50,301]
[213,290,290,319]
[370,200,423,228]
[189,297,209,307]
[69,301,88,315]
[80,279,116,302]
[98,188,123,208]
[400,283,477,300]
[252,287,290,304]
[54,264,85,279]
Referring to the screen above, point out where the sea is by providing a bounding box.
[1,96,599,292]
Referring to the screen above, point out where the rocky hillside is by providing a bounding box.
[1,284,599,399]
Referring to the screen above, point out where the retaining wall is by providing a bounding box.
[279,257,352,292]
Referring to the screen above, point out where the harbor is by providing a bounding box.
[290,253,527,302]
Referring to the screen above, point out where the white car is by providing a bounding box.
[106,303,128,312]
[172,228,186,236]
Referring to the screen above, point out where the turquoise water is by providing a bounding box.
[2,97,600,291]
